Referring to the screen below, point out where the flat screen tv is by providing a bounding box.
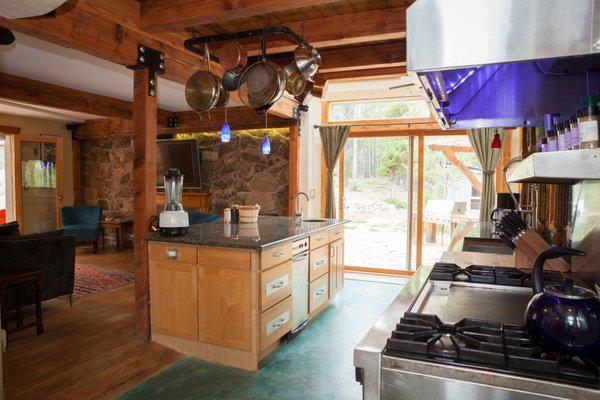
[156,139,202,189]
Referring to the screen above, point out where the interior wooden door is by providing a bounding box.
[13,135,64,234]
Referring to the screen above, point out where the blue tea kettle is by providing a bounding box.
[525,246,600,356]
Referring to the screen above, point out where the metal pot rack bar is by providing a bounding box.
[184,26,310,58]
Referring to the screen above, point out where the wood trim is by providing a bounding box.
[12,135,64,232]
[72,139,82,205]
[496,128,514,193]
[0,125,20,135]
[415,135,425,267]
[338,151,345,219]
[345,265,414,277]
[133,69,158,339]
[287,125,299,217]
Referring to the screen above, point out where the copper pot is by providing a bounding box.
[185,44,221,113]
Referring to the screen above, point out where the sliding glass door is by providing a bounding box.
[330,132,480,273]
[333,136,416,272]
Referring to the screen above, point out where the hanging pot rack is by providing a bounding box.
[184,26,311,58]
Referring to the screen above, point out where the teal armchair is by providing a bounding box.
[61,206,102,253]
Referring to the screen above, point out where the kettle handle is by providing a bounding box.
[532,246,587,294]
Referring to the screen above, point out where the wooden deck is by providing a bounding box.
[4,247,182,400]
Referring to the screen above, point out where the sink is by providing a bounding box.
[302,219,326,223]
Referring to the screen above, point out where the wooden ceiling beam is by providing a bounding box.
[248,41,406,73]
[0,72,172,122]
[0,1,296,119]
[316,66,408,85]
[239,7,407,55]
[0,3,200,86]
[140,0,341,33]
[76,107,296,139]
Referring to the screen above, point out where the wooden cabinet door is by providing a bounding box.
[149,260,198,340]
[198,266,253,351]
[335,239,344,291]
[329,239,345,296]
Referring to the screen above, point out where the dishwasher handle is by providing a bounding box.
[292,251,309,262]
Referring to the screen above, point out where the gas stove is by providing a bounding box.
[430,262,564,287]
[354,265,600,400]
[385,312,600,389]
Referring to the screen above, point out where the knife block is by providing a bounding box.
[513,230,570,272]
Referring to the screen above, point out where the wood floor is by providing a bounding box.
[4,246,182,400]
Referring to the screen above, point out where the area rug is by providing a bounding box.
[73,264,135,300]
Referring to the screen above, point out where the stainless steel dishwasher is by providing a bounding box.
[290,238,309,334]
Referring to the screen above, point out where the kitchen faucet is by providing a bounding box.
[294,192,309,222]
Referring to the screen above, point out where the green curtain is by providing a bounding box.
[467,128,505,222]
[319,125,350,218]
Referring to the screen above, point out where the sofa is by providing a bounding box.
[0,221,76,309]
[61,206,102,253]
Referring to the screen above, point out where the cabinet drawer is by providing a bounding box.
[309,273,329,314]
[149,242,197,264]
[309,245,329,282]
[260,261,292,311]
[261,242,292,270]
[310,231,329,249]
[260,296,292,352]
[198,246,251,270]
[329,226,345,242]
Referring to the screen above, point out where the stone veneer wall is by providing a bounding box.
[80,129,290,221]
[81,138,134,220]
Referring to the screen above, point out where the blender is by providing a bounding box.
[159,168,189,235]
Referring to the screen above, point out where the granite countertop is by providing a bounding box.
[146,216,348,250]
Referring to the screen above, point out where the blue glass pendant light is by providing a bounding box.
[261,113,270,155]
[220,107,231,142]
[261,136,271,155]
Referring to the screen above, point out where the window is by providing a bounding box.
[328,100,430,122]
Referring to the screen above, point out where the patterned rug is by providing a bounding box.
[74,264,135,300]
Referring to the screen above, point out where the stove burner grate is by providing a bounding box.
[430,263,564,287]
[385,312,600,388]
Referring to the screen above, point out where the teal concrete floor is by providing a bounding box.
[119,278,401,400]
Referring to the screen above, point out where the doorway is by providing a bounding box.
[14,135,64,234]
[332,135,417,273]
[329,132,480,274]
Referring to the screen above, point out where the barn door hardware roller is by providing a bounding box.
[128,45,165,97]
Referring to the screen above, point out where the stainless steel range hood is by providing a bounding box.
[407,0,600,129]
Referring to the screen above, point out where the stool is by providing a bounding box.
[0,269,43,338]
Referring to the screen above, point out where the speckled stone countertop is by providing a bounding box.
[146,216,348,250]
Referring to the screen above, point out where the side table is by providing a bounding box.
[0,269,43,338]
[100,219,134,251]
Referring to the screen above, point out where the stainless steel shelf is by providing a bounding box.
[506,149,600,184]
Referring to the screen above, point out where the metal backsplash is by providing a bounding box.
[570,180,600,272]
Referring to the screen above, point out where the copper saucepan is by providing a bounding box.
[185,44,222,113]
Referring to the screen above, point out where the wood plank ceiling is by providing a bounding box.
[138,0,413,87]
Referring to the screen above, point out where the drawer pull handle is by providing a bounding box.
[316,237,325,242]
[271,317,287,328]
[271,280,286,289]
[273,251,285,257]
[315,288,326,297]
[315,259,326,267]
[165,248,179,260]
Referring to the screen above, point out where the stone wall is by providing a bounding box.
[81,138,134,220]
[80,129,290,221]
[195,130,289,215]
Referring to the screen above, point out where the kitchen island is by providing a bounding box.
[146,216,347,371]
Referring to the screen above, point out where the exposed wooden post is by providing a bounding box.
[288,124,299,216]
[133,68,157,339]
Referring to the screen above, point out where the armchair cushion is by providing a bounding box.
[0,221,20,237]
[0,231,75,308]
[60,206,101,243]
